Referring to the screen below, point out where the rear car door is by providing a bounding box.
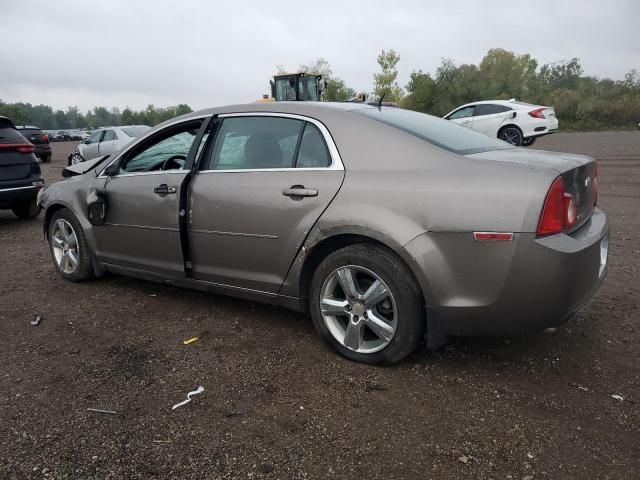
[446,106,475,128]
[98,129,119,156]
[471,104,512,136]
[83,130,103,160]
[92,118,209,277]
[188,113,344,293]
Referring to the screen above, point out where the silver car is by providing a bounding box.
[68,125,150,165]
[40,103,608,364]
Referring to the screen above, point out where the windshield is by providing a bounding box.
[121,126,151,138]
[356,107,512,155]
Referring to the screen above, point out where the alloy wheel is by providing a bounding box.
[320,265,397,353]
[71,153,84,165]
[500,128,522,145]
[51,219,80,275]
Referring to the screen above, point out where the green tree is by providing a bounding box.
[373,49,404,103]
[402,71,436,112]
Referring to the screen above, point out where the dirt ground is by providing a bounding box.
[1,132,638,480]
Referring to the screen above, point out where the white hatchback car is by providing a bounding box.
[68,125,150,165]
[444,99,558,147]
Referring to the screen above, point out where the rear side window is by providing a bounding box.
[102,130,117,141]
[208,116,303,170]
[357,107,512,155]
[296,123,331,168]
[474,104,512,116]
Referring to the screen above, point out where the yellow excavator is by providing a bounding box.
[257,72,324,102]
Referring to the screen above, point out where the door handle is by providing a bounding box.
[282,186,318,198]
[154,184,177,196]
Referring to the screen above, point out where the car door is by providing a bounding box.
[98,129,119,156]
[82,130,103,159]
[470,104,512,136]
[446,106,475,128]
[188,113,345,293]
[92,118,209,277]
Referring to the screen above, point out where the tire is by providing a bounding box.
[521,137,536,147]
[309,243,425,365]
[47,209,94,282]
[11,200,40,219]
[41,154,52,163]
[498,126,523,146]
[68,153,84,166]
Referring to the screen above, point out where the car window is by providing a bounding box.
[296,123,331,168]
[119,121,203,173]
[208,116,303,170]
[474,104,511,116]
[358,107,512,155]
[448,106,475,119]
[102,130,116,141]
[87,131,103,144]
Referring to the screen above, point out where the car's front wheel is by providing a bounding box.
[498,126,523,146]
[48,209,94,281]
[309,244,425,365]
[69,153,84,166]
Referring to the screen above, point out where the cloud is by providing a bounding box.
[0,0,637,111]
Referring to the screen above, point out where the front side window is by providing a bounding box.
[208,116,303,170]
[119,121,202,173]
[87,131,103,144]
[448,106,475,119]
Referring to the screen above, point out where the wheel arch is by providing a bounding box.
[43,203,69,239]
[498,123,523,136]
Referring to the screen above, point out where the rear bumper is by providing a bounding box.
[523,118,559,139]
[0,184,41,208]
[401,208,609,336]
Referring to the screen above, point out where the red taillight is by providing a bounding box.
[593,163,599,206]
[537,176,575,236]
[0,143,35,154]
[42,134,49,143]
[528,108,545,119]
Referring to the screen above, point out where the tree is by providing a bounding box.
[402,71,436,112]
[373,49,404,103]
[296,57,357,101]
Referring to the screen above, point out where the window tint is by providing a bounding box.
[357,107,512,155]
[474,104,511,116]
[120,121,202,173]
[296,123,331,168]
[209,116,303,170]
[448,106,474,119]
[102,130,116,141]
[87,131,103,144]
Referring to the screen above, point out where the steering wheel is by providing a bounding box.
[161,155,187,171]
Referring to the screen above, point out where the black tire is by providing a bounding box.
[11,199,40,219]
[68,152,84,166]
[309,243,425,365]
[47,208,94,282]
[521,137,536,147]
[498,126,523,146]
[41,154,52,163]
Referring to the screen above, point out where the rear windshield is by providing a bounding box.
[356,107,512,155]
[121,126,150,138]
[0,118,21,141]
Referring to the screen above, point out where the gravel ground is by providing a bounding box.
[0,132,638,479]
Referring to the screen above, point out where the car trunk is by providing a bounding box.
[0,123,34,181]
[467,147,597,231]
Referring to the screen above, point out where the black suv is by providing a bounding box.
[16,125,52,163]
[0,116,44,219]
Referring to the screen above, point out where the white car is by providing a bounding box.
[444,99,558,147]
[68,125,150,165]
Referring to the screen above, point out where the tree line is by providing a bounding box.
[0,102,193,130]
[2,48,639,131]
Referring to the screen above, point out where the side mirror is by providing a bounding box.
[84,137,90,144]
[104,163,119,177]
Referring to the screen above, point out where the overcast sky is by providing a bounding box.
[1,0,637,112]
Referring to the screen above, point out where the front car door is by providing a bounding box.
[446,105,475,128]
[92,117,209,277]
[98,129,119,156]
[188,113,345,293]
[82,130,104,160]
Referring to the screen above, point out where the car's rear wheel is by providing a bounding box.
[498,126,523,146]
[40,154,51,163]
[309,243,425,365]
[48,209,94,282]
[521,137,536,147]
[11,200,40,219]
